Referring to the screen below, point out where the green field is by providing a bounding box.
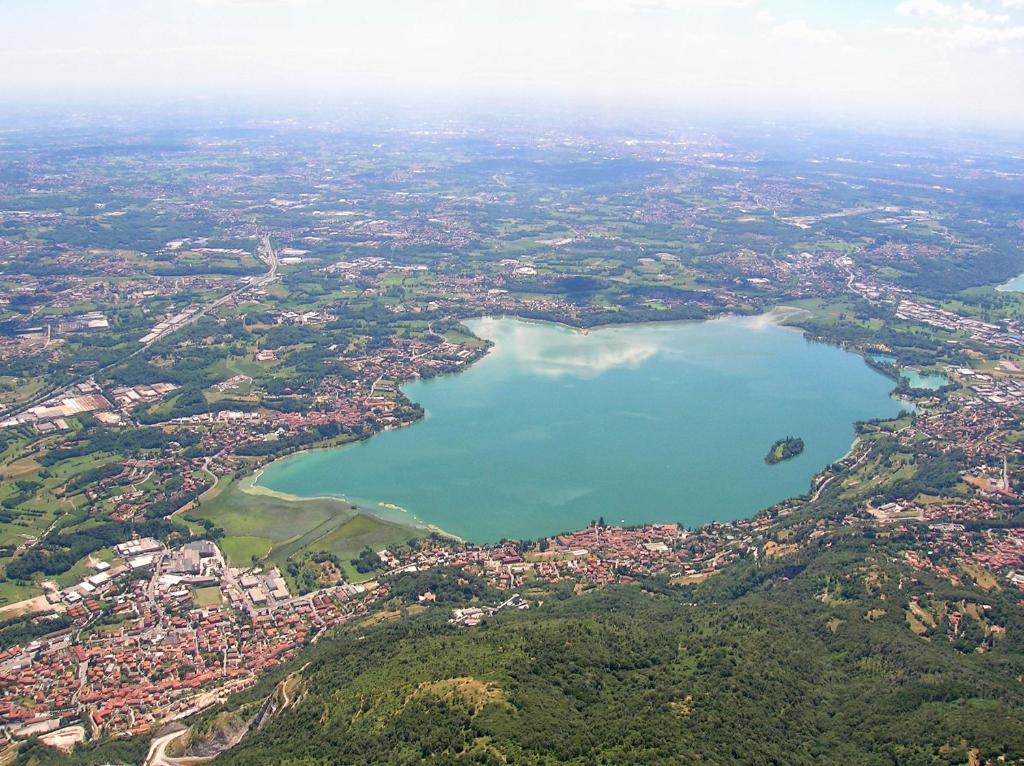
[54,547,116,589]
[0,579,42,608]
[187,476,423,574]
[191,586,223,608]
[220,535,273,564]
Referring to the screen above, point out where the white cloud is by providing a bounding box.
[192,0,307,6]
[897,0,1008,24]
[961,3,1009,22]
[575,0,756,12]
[898,0,935,16]
[772,19,838,45]
[891,0,1023,50]
[887,23,1024,47]
[898,0,955,17]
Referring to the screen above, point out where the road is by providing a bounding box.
[170,454,222,518]
[144,727,190,766]
[146,663,305,766]
[143,233,279,348]
[809,443,871,503]
[140,549,170,634]
[2,233,279,421]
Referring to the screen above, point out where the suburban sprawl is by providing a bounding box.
[1,113,1024,763]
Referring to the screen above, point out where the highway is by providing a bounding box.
[141,233,279,347]
[1,233,279,422]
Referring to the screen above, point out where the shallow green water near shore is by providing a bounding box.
[998,273,1024,292]
[258,316,905,542]
[903,370,949,390]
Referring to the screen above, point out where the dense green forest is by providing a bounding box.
[200,537,1024,766]
[765,436,804,464]
[6,120,1024,766]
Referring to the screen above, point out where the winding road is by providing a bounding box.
[144,727,190,766]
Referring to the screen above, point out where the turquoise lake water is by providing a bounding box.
[903,370,949,390]
[998,273,1024,292]
[258,316,906,542]
[869,353,947,391]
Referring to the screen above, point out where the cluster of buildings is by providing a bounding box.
[324,255,396,276]
[896,299,1024,350]
[138,306,203,345]
[0,381,112,431]
[378,520,766,596]
[707,246,850,299]
[863,500,923,524]
[56,311,109,334]
[973,528,1024,587]
[0,509,784,744]
[171,332,486,458]
[315,212,477,251]
[90,455,206,523]
[344,336,481,383]
[912,395,1020,462]
[161,353,454,463]
[921,498,1005,523]
[108,382,178,410]
[274,309,332,325]
[450,593,528,627]
[903,523,1024,602]
[951,366,1024,408]
[0,539,381,740]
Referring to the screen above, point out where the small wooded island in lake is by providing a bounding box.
[765,436,805,464]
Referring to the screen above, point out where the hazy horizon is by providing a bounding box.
[3,0,1024,130]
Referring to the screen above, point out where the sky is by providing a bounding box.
[1,0,1023,128]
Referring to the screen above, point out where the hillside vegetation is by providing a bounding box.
[210,539,1024,766]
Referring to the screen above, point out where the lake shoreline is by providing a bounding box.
[243,472,462,542]
[253,311,905,543]
[251,307,814,496]
[475,304,813,336]
[996,271,1024,292]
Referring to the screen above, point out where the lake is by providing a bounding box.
[257,315,906,542]
[997,273,1024,292]
[903,370,949,390]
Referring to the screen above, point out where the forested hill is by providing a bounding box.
[209,538,1024,766]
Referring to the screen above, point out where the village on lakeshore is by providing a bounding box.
[1,120,1024,759]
